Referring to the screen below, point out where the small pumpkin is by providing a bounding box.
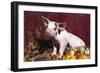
[63,54,76,60]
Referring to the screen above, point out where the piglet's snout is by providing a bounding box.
[45,28,51,34]
[44,31,51,37]
[44,27,52,38]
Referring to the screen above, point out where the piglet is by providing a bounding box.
[42,16,85,58]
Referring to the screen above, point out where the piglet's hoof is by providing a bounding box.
[58,58,63,60]
[58,56,63,60]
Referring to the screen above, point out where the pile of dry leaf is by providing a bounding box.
[24,41,90,62]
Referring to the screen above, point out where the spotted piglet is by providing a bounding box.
[42,16,85,58]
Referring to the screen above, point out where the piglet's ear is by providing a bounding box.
[58,22,66,29]
[41,16,50,26]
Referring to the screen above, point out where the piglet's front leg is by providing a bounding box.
[52,46,57,56]
[59,44,66,58]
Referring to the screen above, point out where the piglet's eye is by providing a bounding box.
[53,28,56,30]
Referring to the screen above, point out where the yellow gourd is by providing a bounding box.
[63,49,76,60]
